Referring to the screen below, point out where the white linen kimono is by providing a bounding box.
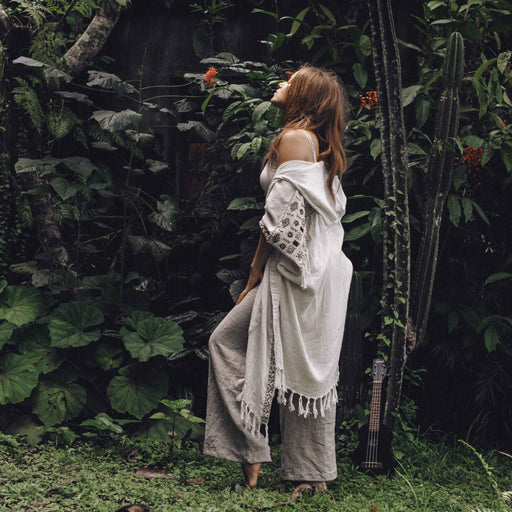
[237,159,353,435]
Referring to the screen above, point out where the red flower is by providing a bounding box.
[205,66,218,87]
[462,145,483,171]
[360,91,378,109]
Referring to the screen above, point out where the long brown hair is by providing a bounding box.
[267,64,348,199]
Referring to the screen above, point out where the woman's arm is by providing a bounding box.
[236,232,273,305]
[236,130,316,304]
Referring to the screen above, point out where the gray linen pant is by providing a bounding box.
[203,286,337,481]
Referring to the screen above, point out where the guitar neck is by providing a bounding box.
[368,381,383,432]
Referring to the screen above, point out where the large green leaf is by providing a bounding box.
[92,109,143,132]
[49,177,83,200]
[87,70,136,96]
[148,196,179,232]
[33,372,87,426]
[0,286,46,327]
[0,322,16,350]
[107,364,169,419]
[14,325,65,374]
[49,302,104,348]
[0,353,39,404]
[120,316,184,362]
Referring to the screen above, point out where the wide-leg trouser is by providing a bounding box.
[203,287,337,482]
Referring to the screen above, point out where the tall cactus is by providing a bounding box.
[410,32,465,345]
[367,0,411,428]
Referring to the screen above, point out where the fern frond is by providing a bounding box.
[13,78,45,134]
[10,0,51,28]
[72,126,88,149]
[44,0,99,18]
[48,105,79,140]
[29,23,67,64]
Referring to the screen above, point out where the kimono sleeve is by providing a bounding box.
[259,178,310,288]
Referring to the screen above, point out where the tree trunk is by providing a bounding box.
[368,0,411,428]
[60,0,122,79]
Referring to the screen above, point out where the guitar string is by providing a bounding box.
[365,381,381,468]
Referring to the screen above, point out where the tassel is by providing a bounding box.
[277,388,287,405]
[288,392,296,412]
[312,398,318,419]
[304,398,311,418]
[298,396,305,416]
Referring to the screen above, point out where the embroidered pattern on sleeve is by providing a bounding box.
[260,189,309,274]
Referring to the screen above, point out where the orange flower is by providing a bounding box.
[370,506,379,512]
[462,145,483,171]
[205,66,218,87]
[360,91,378,109]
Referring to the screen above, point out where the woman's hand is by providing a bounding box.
[236,266,263,305]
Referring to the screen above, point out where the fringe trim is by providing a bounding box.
[237,370,340,439]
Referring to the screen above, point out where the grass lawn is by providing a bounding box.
[0,431,511,512]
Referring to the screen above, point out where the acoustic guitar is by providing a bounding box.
[352,357,394,475]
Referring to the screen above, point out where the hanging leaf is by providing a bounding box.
[0,353,39,404]
[14,325,65,375]
[127,236,172,261]
[61,157,97,177]
[107,364,169,419]
[447,195,462,226]
[227,197,264,211]
[484,272,512,286]
[0,286,45,327]
[176,121,215,142]
[54,91,93,105]
[49,302,104,349]
[484,325,500,352]
[148,197,179,232]
[120,316,184,362]
[15,158,60,175]
[33,372,87,425]
[92,109,143,132]
[252,101,272,122]
[147,160,169,173]
[353,63,368,89]
[49,177,83,200]
[125,130,155,144]
[358,34,372,56]
[401,85,422,107]
[12,56,45,68]
[87,70,136,96]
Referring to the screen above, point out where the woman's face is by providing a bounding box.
[271,75,293,107]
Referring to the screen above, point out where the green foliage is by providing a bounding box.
[12,78,45,134]
[0,434,511,511]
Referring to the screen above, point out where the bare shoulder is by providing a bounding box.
[277,129,316,166]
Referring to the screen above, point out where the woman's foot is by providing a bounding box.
[290,481,327,501]
[241,462,261,489]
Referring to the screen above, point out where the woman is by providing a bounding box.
[203,65,353,495]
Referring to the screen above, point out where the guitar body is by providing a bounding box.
[351,357,395,476]
[352,423,394,475]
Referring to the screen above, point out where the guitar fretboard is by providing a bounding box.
[368,381,382,432]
